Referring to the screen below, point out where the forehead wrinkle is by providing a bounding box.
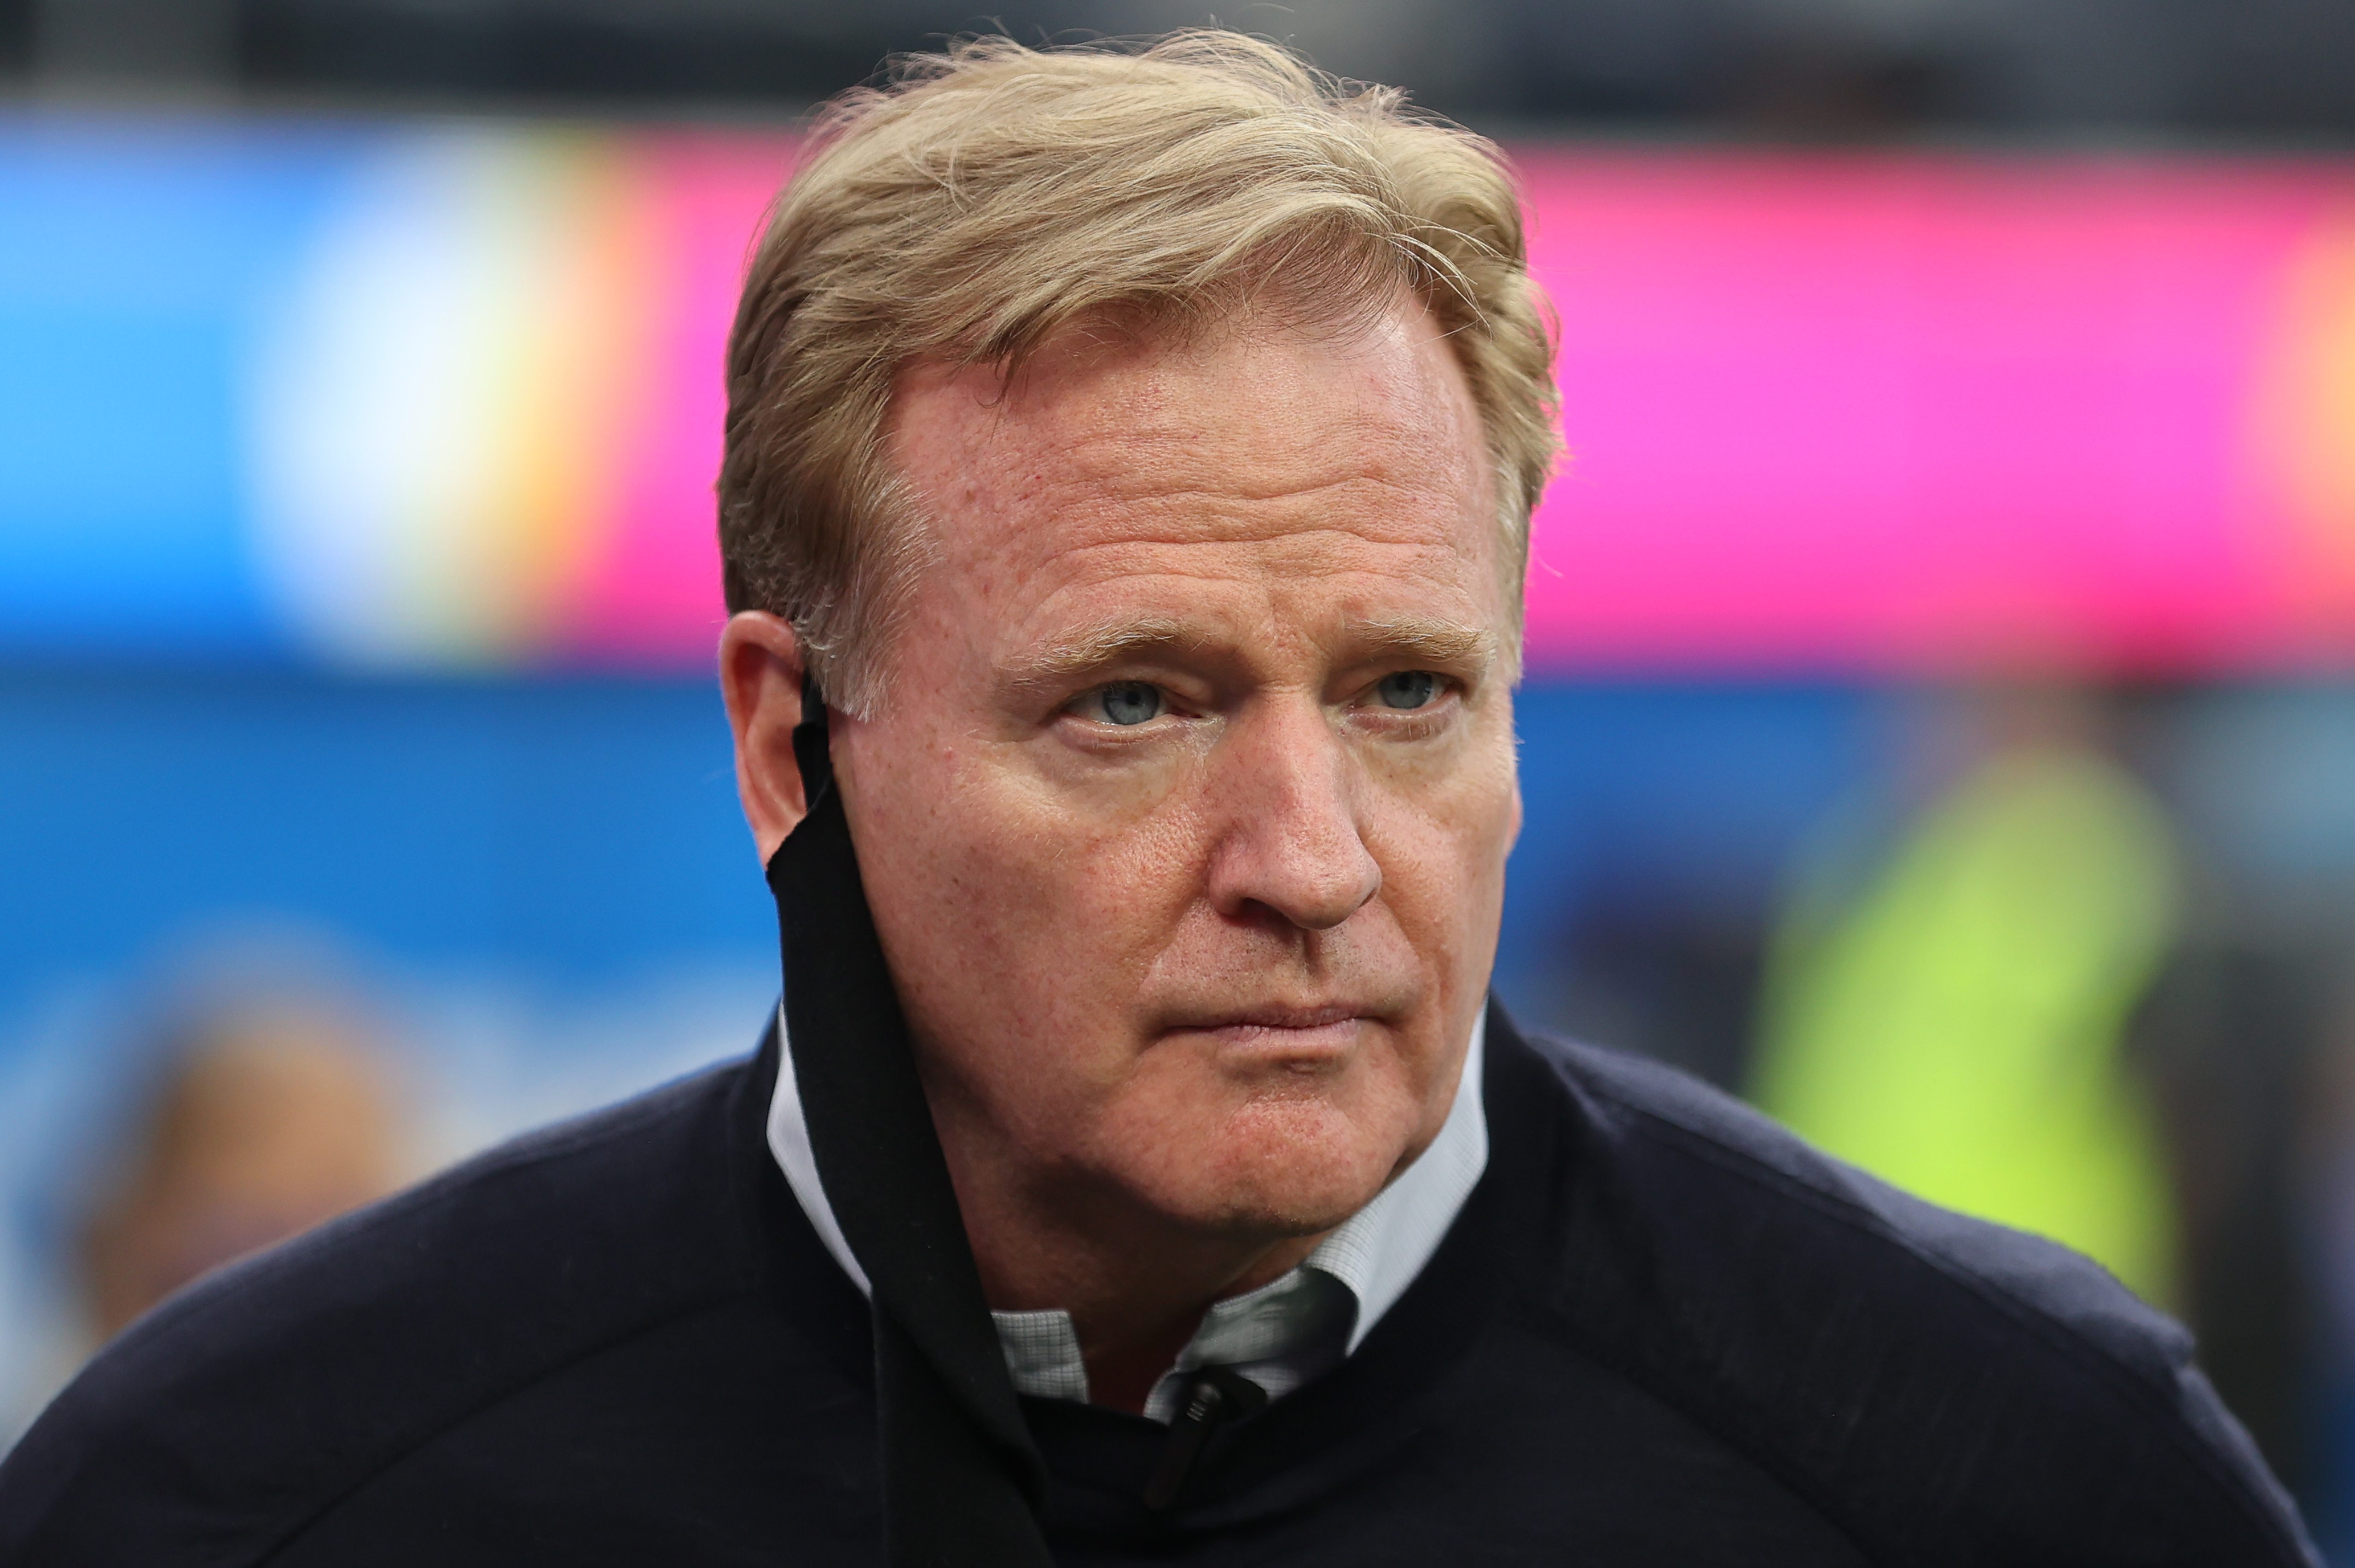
[896,341,1493,589]
[913,460,1470,588]
[968,465,1462,548]
[983,337,1466,472]
[1038,399,1444,464]
[993,534,1488,652]
[974,391,1477,514]
[972,517,1478,585]
[1029,414,1475,503]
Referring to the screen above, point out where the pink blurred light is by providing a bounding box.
[560,135,794,666]
[1519,148,2353,674]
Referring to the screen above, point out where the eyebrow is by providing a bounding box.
[1348,614,1500,675]
[998,616,1198,700]
[997,611,1499,700]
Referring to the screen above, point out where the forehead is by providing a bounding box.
[885,302,1501,655]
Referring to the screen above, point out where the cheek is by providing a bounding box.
[1363,733,1518,951]
[843,732,1208,1084]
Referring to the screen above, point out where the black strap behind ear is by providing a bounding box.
[789,672,833,810]
[766,675,1053,1568]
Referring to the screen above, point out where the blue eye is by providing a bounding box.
[1375,671,1440,710]
[1090,681,1165,726]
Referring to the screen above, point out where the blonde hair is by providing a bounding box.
[719,30,1560,714]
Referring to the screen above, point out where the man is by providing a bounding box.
[0,32,2316,1566]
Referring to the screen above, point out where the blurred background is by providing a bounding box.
[5,0,2355,1547]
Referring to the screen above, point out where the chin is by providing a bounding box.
[1153,1095,1411,1237]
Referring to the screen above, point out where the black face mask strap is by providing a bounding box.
[766,672,1052,1568]
[790,672,834,812]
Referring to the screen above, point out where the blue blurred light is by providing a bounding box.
[0,114,368,658]
[0,668,774,1047]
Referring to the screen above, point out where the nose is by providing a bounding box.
[1203,702,1382,933]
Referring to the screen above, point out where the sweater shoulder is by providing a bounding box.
[0,1051,766,1564]
[1508,1028,2316,1565]
[1530,1030,2192,1376]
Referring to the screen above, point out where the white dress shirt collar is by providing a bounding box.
[767,1011,1489,1422]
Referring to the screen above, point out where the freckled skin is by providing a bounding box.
[720,301,1521,1411]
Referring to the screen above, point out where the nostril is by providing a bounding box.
[1223,847,1380,933]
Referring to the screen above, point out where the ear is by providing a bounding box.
[718,611,811,863]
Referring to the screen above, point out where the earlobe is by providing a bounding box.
[718,612,810,861]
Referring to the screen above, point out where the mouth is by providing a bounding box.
[1163,1002,1379,1062]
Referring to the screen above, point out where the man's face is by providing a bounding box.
[834,300,1520,1258]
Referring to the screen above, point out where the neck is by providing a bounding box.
[931,1119,1334,1416]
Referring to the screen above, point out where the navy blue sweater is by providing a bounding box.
[0,1007,2317,1564]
